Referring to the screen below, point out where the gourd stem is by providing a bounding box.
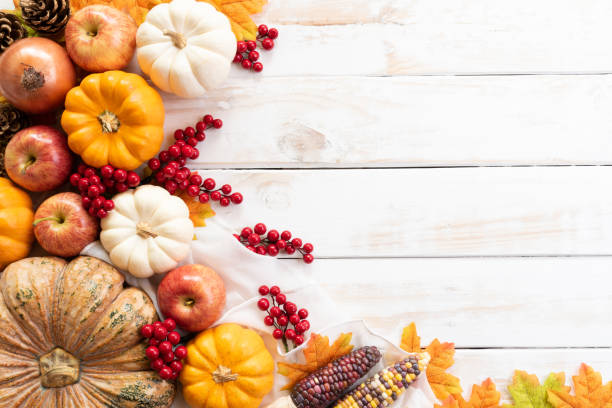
[33,216,62,226]
[97,110,120,133]
[137,222,158,238]
[39,348,80,388]
[212,365,239,383]
[163,29,187,49]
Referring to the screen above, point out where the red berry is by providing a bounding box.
[170,360,183,373]
[220,197,230,206]
[247,40,257,51]
[268,28,279,39]
[241,59,252,69]
[88,175,101,186]
[162,351,175,363]
[83,168,95,178]
[178,157,187,166]
[195,121,206,132]
[256,245,267,255]
[281,230,292,241]
[189,175,202,186]
[284,302,297,315]
[289,314,300,325]
[254,223,266,235]
[147,158,161,171]
[180,145,193,158]
[230,192,243,204]
[151,358,164,371]
[270,286,281,296]
[103,178,115,188]
[203,114,214,124]
[302,243,313,253]
[69,173,80,186]
[241,227,253,238]
[267,230,279,242]
[174,345,187,359]
[115,182,128,193]
[253,61,263,72]
[81,196,92,209]
[92,197,104,209]
[258,24,268,35]
[127,172,140,187]
[195,131,206,141]
[184,127,196,138]
[190,147,200,160]
[175,140,186,148]
[167,332,181,346]
[262,38,274,50]
[248,233,261,245]
[77,163,87,174]
[275,293,286,304]
[267,244,279,256]
[98,184,106,195]
[285,245,296,255]
[103,200,114,211]
[269,306,281,317]
[168,145,181,158]
[277,314,288,326]
[163,166,176,178]
[285,329,296,340]
[187,184,200,197]
[303,254,314,264]
[210,191,222,201]
[291,238,302,248]
[246,245,256,251]
[276,239,286,249]
[176,179,188,191]
[159,151,170,162]
[159,341,173,354]
[153,321,163,328]
[298,320,310,332]
[221,184,232,194]
[174,171,187,182]
[88,206,97,217]
[258,285,269,295]
[248,50,259,61]
[141,324,154,338]
[174,129,185,140]
[164,180,178,194]
[149,338,161,347]
[154,326,168,340]
[233,53,243,63]
[78,178,90,192]
[186,137,198,147]
[199,193,210,203]
[263,315,274,326]
[112,169,127,182]
[203,178,216,190]
[294,335,304,345]
[237,41,247,53]
[213,119,223,129]
[159,366,173,379]
[298,308,309,319]
[257,298,270,310]
[96,209,108,218]
[272,329,283,339]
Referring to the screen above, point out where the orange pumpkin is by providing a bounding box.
[180,323,275,408]
[0,177,33,269]
[61,70,165,171]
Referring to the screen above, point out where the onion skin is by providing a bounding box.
[0,37,76,114]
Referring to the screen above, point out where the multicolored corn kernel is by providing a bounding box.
[331,352,430,408]
[291,346,382,408]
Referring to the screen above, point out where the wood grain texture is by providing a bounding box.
[307,257,611,347]
[193,167,612,257]
[159,75,612,167]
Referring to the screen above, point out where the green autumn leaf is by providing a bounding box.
[505,371,569,408]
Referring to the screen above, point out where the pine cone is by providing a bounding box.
[20,0,70,34]
[0,12,27,53]
[0,103,29,178]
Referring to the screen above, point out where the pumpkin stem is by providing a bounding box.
[163,29,187,49]
[137,222,158,238]
[212,365,239,383]
[21,64,45,92]
[97,110,120,133]
[39,347,80,388]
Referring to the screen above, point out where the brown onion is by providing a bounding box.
[0,37,76,114]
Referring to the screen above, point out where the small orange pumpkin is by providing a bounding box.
[0,177,33,269]
[61,70,165,171]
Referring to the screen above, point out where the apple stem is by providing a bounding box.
[33,216,62,226]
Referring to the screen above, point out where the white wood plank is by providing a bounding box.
[306,257,612,348]
[196,167,612,257]
[451,349,612,403]
[158,75,612,167]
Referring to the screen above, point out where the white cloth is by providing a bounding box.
[82,217,438,408]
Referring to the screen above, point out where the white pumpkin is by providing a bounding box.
[136,0,236,98]
[100,185,194,278]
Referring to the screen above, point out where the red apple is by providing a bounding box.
[157,265,226,332]
[4,125,73,192]
[65,5,137,73]
[33,192,98,257]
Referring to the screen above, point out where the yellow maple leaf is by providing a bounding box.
[67,0,154,25]
[176,189,215,227]
[202,0,267,41]
[548,364,612,408]
[400,322,421,353]
[277,332,354,391]
[435,379,502,408]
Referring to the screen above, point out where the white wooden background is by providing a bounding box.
[4,0,612,403]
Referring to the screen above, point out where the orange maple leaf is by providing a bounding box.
[67,0,157,25]
[202,0,267,41]
[176,189,216,227]
[548,363,612,408]
[435,379,502,408]
[400,323,462,401]
[277,332,354,391]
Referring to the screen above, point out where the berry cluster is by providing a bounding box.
[69,163,141,218]
[140,318,187,381]
[147,114,243,207]
[233,25,279,72]
[257,285,309,351]
[235,223,314,263]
